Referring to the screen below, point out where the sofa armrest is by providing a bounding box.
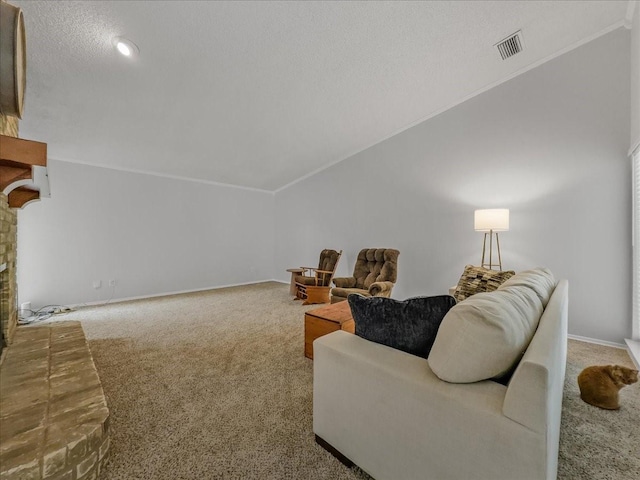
[500,280,567,480]
[368,281,394,296]
[313,331,544,480]
[333,276,356,288]
[503,280,567,431]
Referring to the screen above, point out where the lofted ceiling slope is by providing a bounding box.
[13,1,630,191]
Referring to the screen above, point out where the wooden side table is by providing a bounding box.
[304,301,354,359]
[286,268,305,296]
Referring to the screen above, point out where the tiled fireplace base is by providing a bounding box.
[0,322,110,480]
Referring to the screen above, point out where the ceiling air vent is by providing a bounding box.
[495,31,523,60]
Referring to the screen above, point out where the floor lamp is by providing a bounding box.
[475,209,509,271]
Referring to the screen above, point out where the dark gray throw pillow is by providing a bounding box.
[348,294,456,359]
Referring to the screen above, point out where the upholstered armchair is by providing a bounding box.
[331,248,400,303]
[294,249,342,305]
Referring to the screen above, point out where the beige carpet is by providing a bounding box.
[53,282,638,479]
[558,341,639,479]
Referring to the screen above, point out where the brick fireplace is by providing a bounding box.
[0,113,19,360]
[0,114,111,479]
[0,261,8,352]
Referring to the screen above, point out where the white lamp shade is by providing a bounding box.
[474,209,509,232]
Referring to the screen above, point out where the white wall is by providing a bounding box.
[275,28,631,344]
[632,1,640,152]
[17,160,275,307]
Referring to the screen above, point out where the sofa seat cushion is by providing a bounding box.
[497,267,556,307]
[331,287,370,299]
[453,265,515,303]
[428,284,543,383]
[348,295,456,359]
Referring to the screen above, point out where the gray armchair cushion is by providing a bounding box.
[319,249,340,273]
[368,281,394,297]
[333,276,357,288]
[332,283,394,302]
[332,287,370,299]
[353,249,399,289]
[295,275,319,286]
[297,249,341,287]
[332,248,399,301]
[348,294,456,359]
[314,249,340,286]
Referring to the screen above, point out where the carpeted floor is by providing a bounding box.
[558,341,639,479]
[53,282,638,479]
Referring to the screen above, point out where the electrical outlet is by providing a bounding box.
[109,279,117,287]
[93,280,101,289]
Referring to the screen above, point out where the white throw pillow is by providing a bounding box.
[428,285,543,383]
[497,267,556,308]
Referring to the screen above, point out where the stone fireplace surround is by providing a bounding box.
[0,191,17,358]
[1,262,7,353]
[0,115,111,479]
[0,322,110,479]
[1,114,19,356]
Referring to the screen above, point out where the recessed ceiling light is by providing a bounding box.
[112,36,139,58]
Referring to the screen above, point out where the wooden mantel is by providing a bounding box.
[0,134,47,208]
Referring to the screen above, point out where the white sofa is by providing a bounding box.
[313,272,568,480]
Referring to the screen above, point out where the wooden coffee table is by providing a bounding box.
[304,301,354,359]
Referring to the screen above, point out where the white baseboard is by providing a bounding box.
[71,279,284,308]
[567,334,626,349]
[625,339,640,370]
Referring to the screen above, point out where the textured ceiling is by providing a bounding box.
[13,0,630,191]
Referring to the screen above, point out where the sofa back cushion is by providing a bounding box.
[428,284,543,383]
[349,294,456,359]
[497,267,556,308]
